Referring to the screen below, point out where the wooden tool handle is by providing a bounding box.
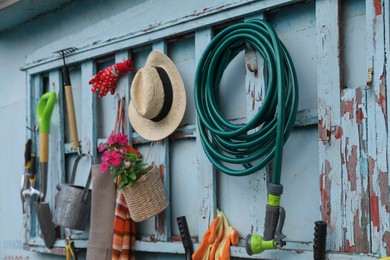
[64,85,80,150]
[40,132,49,163]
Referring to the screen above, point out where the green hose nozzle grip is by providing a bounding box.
[246,184,286,255]
[37,92,57,133]
[245,234,276,255]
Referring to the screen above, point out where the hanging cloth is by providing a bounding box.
[111,97,136,260]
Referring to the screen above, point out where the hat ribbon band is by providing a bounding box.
[151,66,173,122]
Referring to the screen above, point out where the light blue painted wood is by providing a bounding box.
[152,41,171,242]
[48,70,65,207]
[22,0,305,74]
[365,0,388,255]
[244,13,268,238]
[81,60,97,160]
[2,0,388,258]
[194,27,217,241]
[316,0,343,251]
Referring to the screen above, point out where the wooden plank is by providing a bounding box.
[316,0,343,251]
[151,41,171,242]
[194,27,217,240]
[81,60,97,160]
[365,0,389,256]
[385,0,390,256]
[133,241,378,259]
[244,13,268,239]
[340,88,370,253]
[22,0,306,74]
[47,69,65,204]
[24,75,43,246]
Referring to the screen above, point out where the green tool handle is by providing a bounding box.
[36,92,56,201]
[37,92,56,133]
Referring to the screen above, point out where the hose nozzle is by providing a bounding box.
[245,184,286,255]
[245,234,276,255]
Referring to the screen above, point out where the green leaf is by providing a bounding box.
[130,172,136,180]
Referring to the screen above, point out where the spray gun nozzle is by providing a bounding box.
[245,184,286,256]
[245,234,276,255]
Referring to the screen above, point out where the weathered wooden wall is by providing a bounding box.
[0,0,388,259]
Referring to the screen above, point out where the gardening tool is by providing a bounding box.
[36,91,57,248]
[52,46,92,230]
[65,228,78,260]
[176,216,193,260]
[53,154,92,230]
[21,151,40,199]
[54,47,79,151]
[313,221,327,260]
[21,139,32,213]
[194,19,298,254]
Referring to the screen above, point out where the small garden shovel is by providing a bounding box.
[36,92,57,248]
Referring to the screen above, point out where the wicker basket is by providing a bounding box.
[122,165,168,222]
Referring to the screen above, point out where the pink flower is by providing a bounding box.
[116,132,128,146]
[110,150,122,167]
[100,161,108,173]
[107,131,117,145]
[101,150,111,163]
[98,143,107,152]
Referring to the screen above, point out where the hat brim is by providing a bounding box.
[129,51,187,141]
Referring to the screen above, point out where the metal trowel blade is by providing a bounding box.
[36,201,56,248]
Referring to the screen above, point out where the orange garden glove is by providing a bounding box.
[192,212,224,260]
[192,210,239,260]
[214,211,239,260]
[89,59,134,97]
[208,211,225,260]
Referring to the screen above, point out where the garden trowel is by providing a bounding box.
[36,92,57,248]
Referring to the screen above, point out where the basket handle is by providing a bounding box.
[113,96,126,134]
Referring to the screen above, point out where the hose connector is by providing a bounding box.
[245,184,286,255]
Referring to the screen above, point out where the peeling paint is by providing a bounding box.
[369,157,380,232]
[353,210,369,253]
[318,118,331,143]
[345,141,358,192]
[344,239,356,252]
[383,231,390,255]
[377,73,387,117]
[320,160,332,222]
[143,22,162,32]
[367,67,373,86]
[192,7,210,17]
[378,171,390,212]
[373,0,382,16]
[341,98,354,120]
[356,107,365,124]
[335,126,343,139]
[355,89,365,124]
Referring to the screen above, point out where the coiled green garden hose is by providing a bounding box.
[194,19,298,185]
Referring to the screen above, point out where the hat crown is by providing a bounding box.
[131,67,164,119]
[128,50,186,141]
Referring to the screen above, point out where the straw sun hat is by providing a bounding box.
[128,51,187,141]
